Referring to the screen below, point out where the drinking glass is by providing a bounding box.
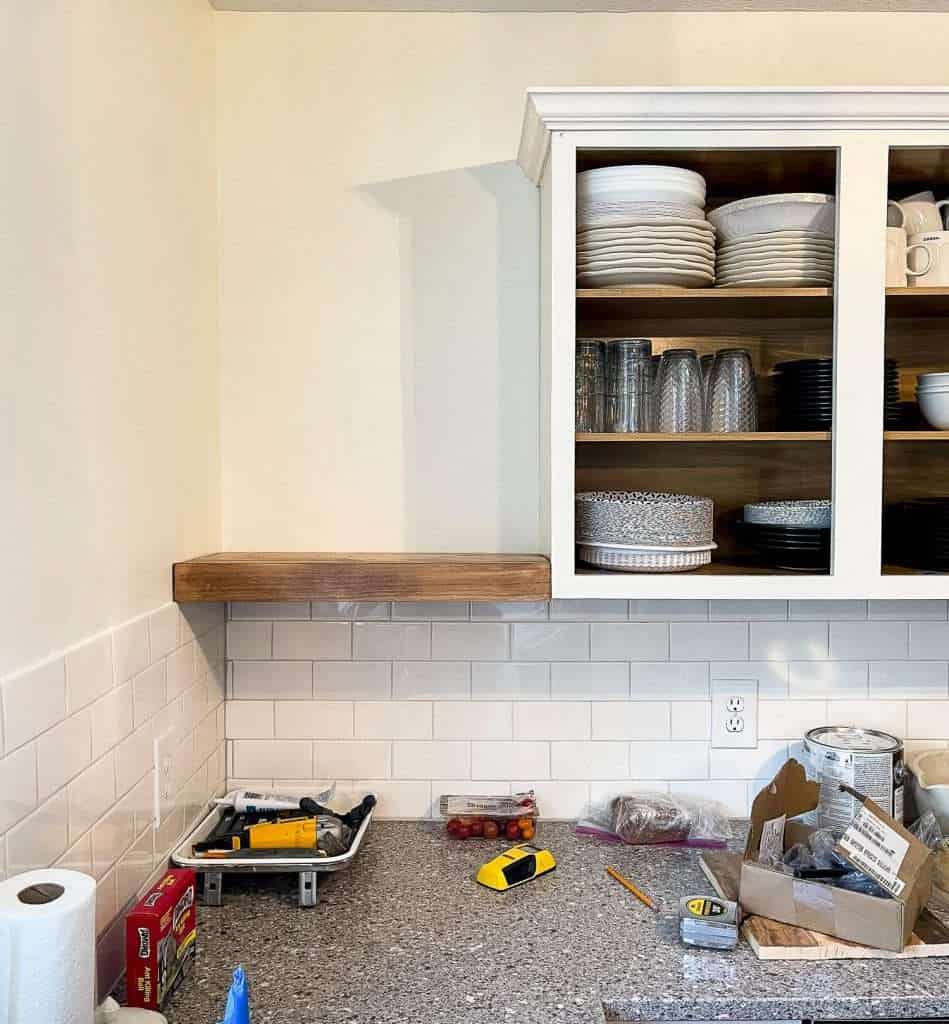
[576,339,605,431]
[656,348,703,433]
[605,338,652,432]
[705,348,758,432]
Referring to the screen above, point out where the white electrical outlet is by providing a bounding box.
[712,679,758,749]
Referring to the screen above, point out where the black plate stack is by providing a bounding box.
[885,499,949,570]
[884,359,902,428]
[737,520,831,572]
[774,358,833,430]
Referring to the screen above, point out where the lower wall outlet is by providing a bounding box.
[711,679,758,749]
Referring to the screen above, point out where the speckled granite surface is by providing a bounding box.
[162,821,949,1024]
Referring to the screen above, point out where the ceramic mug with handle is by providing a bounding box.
[886,226,933,287]
[909,231,949,286]
[892,191,949,235]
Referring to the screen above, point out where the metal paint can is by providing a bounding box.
[803,726,905,832]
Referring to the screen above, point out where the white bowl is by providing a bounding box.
[918,372,949,388]
[918,389,949,429]
[707,193,836,242]
[910,750,949,833]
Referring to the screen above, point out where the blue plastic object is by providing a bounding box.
[219,966,250,1024]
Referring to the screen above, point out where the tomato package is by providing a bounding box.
[439,790,538,841]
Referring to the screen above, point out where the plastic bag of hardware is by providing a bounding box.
[575,793,729,847]
[910,810,944,850]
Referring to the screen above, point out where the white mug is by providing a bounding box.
[892,191,949,235]
[886,226,932,287]
[909,231,949,286]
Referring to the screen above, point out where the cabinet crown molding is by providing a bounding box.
[518,87,949,184]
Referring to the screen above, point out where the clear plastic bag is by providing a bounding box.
[575,792,730,847]
[910,810,944,850]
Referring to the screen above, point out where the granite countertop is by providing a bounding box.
[164,821,949,1024]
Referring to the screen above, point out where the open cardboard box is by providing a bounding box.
[740,759,933,952]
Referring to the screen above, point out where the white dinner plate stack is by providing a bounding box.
[577,166,716,289]
[708,193,836,287]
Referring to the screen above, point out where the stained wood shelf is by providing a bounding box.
[884,430,949,440]
[576,431,831,442]
[886,287,949,317]
[173,552,551,603]
[576,286,833,319]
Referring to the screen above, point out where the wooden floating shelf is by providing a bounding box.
[886,287,949,317]
[575,285,833,319]
[173,553,551,603]
[884,431,949,441]
[577,432,831,443]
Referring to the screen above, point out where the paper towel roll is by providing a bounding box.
[0,869,96,1024]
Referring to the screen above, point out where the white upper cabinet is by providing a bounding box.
[518,88,949,599]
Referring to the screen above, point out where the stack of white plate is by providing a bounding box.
[577,166,716,289]
[708,193,836,287]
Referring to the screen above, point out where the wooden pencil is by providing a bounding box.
[606,865,660,913]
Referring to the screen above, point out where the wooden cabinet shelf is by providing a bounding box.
[884,431,949,441]
[576,286,833,319]
[173,553,551,603]
[886,287,949,317]
[576,432,831,443]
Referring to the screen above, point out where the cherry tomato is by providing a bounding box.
[446,818,462,834]
[520,824,535,841]
[455,825,470,840]
[483,820,499,839]
[516,817,533,831]
[468,819,484,837]
[505,821,521,842]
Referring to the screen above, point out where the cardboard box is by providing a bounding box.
[740,759,933,952]
[125,868,197,1009]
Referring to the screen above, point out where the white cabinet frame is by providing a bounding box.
[520,88,949,599]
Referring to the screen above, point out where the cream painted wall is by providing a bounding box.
[215,12,949,553]
[1,1,220,675]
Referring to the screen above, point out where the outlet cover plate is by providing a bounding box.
[711,679,758,749]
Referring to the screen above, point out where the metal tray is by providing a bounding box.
[171,796,375,907]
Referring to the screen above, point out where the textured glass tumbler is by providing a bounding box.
[705,348,758,432]
[656,348,704,433]
[576,340,605,431]
[605,338,652,431]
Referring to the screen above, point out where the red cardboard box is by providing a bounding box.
[126,868,197,1009]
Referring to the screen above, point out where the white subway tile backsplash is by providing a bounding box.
[670,702,711,740]
[711,661,788,699]
[788,661,868,699]
[870,600,947,620]
[710,741,789,780]
[472,742,549,780]
[91,683,133,759]
[710,600,787,621]
[759,700,828,739]
[789,600,867,620]
[273,621,351,660]
[669,780,749,816]
[0,745,37,833]
[355,702,432,740]
[515,702,591,741]
[352,781,431,818]
[432,623,508,661]
[907,702,949,740]
[551,741,628,780]
[628,600,708,621]
[231,740,313,779]
[550,600,627,621]
[629,741,708,780]
[471,663,549,700]
[230,602,310,620]
[132,662,165,729]
[91,799,136,878]
[274,701,354,740]
[393,741,469,780]
[550,663,629,701]
[828,700,907,737]
[58,834,94,876]
[3,658,67,751]
[591,623,669,662]
[434,702,511,740]
[112,618,149,684]
[513,624,589,661]
[227,700,274,739]
[65,636,114,713]
[590,780,670,804]
[166,643,195,702]
[115,726,153,798]
[511,781,590,819]
[226,621,273,660]
[830,622,908,661]
[311,602,390,620]
[392,662,470,700]
[671,623,748,661]
[751,622,828,661]
[870,662,949,699]
[232,660,313,700]
[630,663,709,700]
[592,702,669,741]
[392,602,468,620]
[316,741,390,778]
[148,605,181,660]
[315,662,390,700]
[471,602,548,621]
[7,791,69,876]
[37,709,92,801]
[353,622,431,661]
[910,622,949,660]
[68,754,116,843]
